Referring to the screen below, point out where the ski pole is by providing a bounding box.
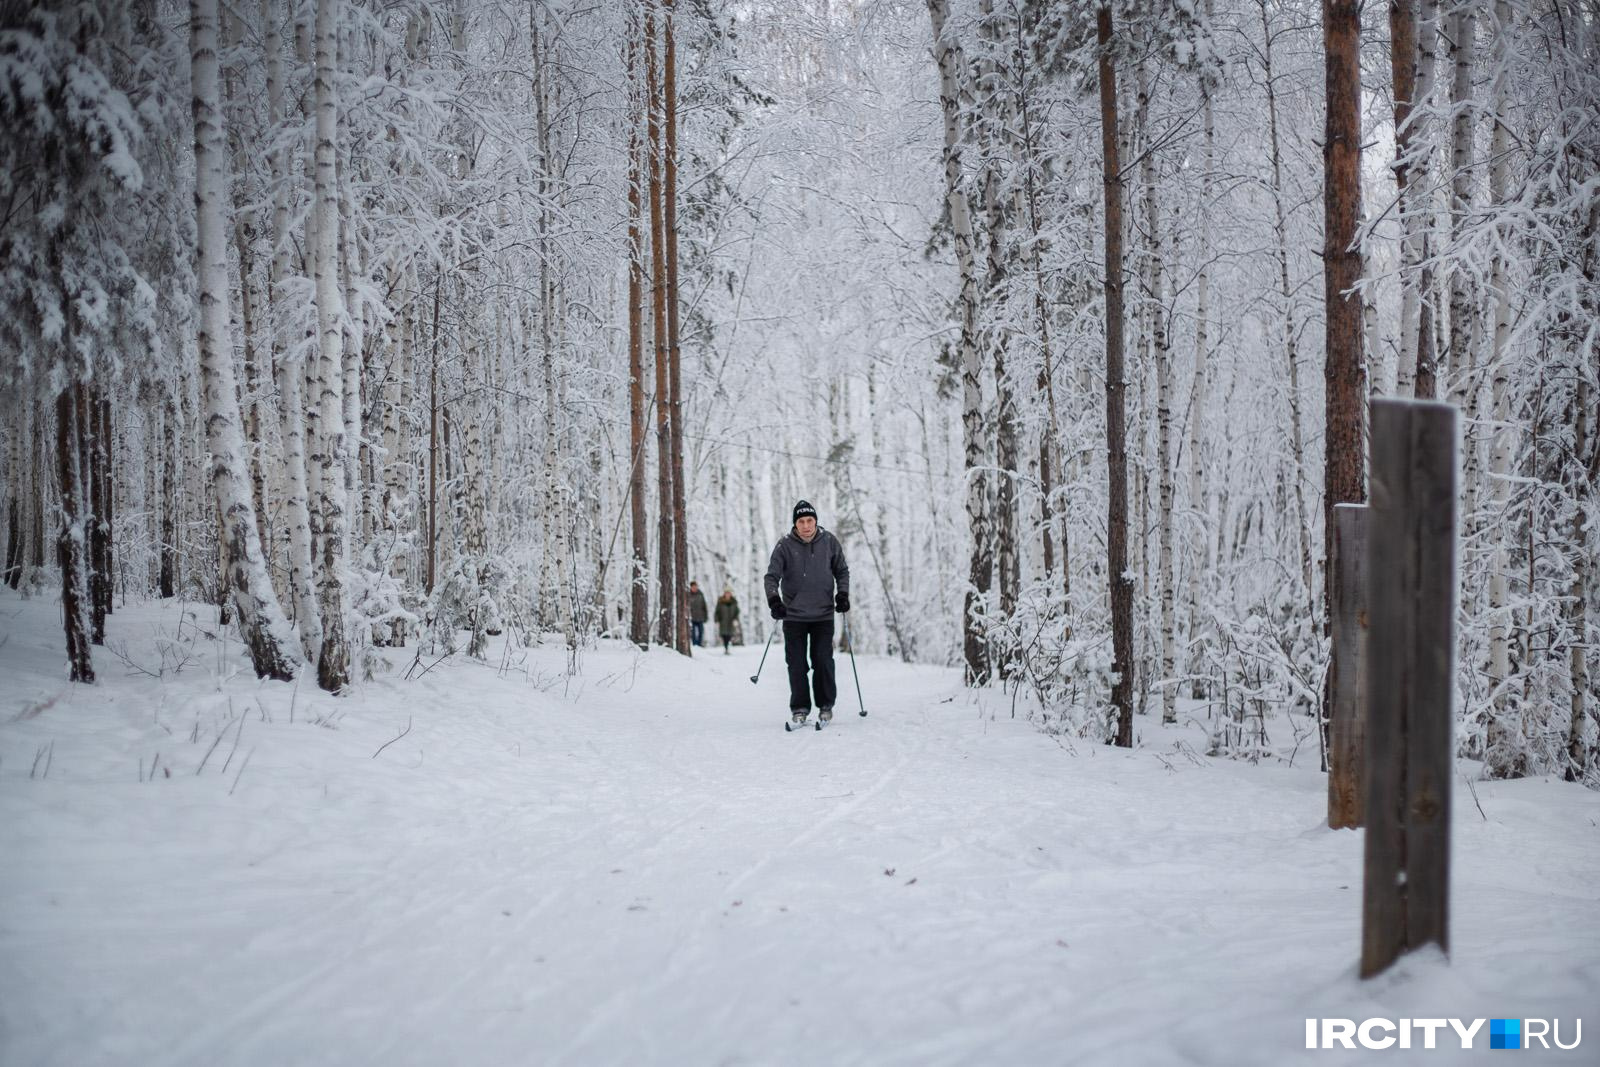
[843,614,867,717]
[750,629,776,684]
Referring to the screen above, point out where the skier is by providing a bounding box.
[714,587,740,655]
[688,581,709,647]
[764,500,850,728]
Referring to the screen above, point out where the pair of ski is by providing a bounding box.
[784,709,869,732]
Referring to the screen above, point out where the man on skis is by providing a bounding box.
[765,500,850,728]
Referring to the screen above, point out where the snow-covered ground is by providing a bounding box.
[1,589,1596,1066]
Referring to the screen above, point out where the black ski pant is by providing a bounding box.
[783,618,836,712]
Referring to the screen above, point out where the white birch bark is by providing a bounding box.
[1485,0,1515,713]
[1187,35,1215,696]
[191,0,298,681]
[928,0,990,685]
[337,62,363,540]
[1412,0,1442,395]
[544,344,573,653]
[311,0,350,691]
[264,0,320,660]
[1445,3,1477,404]
[1261,2,1318,621]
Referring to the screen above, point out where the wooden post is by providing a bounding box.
[1361,397,1457,979]
[1329,502,1368,828]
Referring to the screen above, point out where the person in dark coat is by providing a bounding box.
[713,587,740,654]
[688,581,709,647]
[764,499,849,726]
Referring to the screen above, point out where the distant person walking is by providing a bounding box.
[764,500,850,727]
[688,581,708,648]
[714,587,740,654]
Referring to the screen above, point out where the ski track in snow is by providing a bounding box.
[1,591,1597,1066]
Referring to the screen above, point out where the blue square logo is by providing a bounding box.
[1490,1018,1522,1050]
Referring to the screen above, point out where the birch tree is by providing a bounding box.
[190,0,298,681]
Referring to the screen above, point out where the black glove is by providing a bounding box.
[835,592,850,613]
[768,596,786,620]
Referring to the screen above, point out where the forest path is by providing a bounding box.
[1,592,1597,1065]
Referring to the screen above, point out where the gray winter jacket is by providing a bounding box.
[764,527,850,623]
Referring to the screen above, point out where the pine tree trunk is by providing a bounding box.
[646,4,675,650]
[311,0,349,691]
[927,0,990,686]
[98,397,114,618]
[626,18,650,650]
[57,386,94,682]
[158,396,178,598]
[1322,0,1367,763]
[192,0,299,681]
[1390,0,1421,394]
[3,413,21,590]
[84,387,108,644]
[664,0,690,657]
[1099,4,1134,747]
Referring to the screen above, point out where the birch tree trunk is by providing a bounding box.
[1412,0,1442,398]
[976,0,1019,657]
[1445,3,1476,404]
[1131,47,1176,725]
[1187,18,1216,695]
[1446,4,1482,541]
[337,63,363,535]
[264,0,320,660]
[1565,376,1592,781]
[1262,1,1319,625]
[223,8,269,569]
[1007,27,1063,609]
[1099,4,1134,747]
[1484,0,1515,724]
[927,0,990,686]
[191,0,298,681]
[311,0,350,691]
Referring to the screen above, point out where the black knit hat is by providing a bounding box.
[792,499,817,523]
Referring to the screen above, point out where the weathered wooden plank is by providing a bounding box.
[1401,401,1456,955]
[1362,401,1410,978]
[1329,503,1369,829]
[1361,397,1457,979]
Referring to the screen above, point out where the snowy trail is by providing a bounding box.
[2,593,1598,1065]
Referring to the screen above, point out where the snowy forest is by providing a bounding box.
[3,0,1599,1059]
[2,0,1594,779]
